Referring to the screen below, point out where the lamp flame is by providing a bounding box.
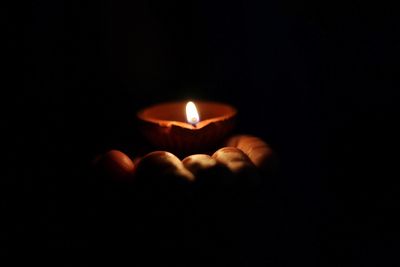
[186,101,200,125]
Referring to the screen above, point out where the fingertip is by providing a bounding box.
[182,154,218,175]
[212,147,252,162]
[135,151,195,182]
[94,150,135,182]
[212,147,256,175]
[225,135,277,172]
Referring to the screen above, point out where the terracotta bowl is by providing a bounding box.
[137,101,237,155]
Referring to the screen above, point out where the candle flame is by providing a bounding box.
[186,101,200,125]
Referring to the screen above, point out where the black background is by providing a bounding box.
[3,0,400,265]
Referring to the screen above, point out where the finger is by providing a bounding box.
[133,151,194,227]
[212,147,257,177]
[212,147,260,199]
[182,154,218,176]
[182,154,231,186]
[133,151,194,204]
[181,153,237,247]
[225,135,277,172]
[134,151,195,183]
[93,150,135,182]
[211,147,260,238]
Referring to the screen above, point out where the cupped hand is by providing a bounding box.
[94,134,276,183]
[92,135,276,265]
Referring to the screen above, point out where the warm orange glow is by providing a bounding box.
[186,101,200,125]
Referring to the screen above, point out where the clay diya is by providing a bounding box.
[137,101,237,155]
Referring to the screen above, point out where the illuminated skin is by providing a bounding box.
[94,135,276,183]
[91,135,277,266]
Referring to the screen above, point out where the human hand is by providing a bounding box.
[94,134,276,183]
[92,134,277,265]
